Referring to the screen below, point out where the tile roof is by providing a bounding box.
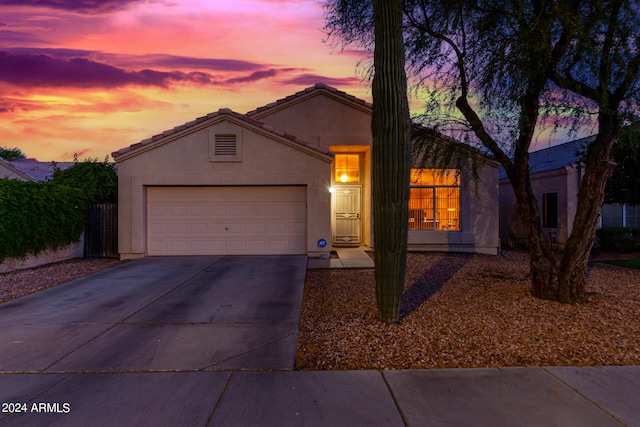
[246,83,372,116]
[1,159,75,181]
[499,135,595,179]
[111,107,334,160]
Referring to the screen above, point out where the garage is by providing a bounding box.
[147,186,307,255]
[113,108,332,259]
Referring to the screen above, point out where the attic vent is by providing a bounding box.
[215,134,237,156]
[209,128,242,162]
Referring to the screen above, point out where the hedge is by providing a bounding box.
[0,159,118,263]
[595,227,640,253]
[0,179,87,262]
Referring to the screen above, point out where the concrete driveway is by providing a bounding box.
[0,255,307,373]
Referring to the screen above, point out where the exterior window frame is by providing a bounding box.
[334,153,360,184]
[409,169,461,231]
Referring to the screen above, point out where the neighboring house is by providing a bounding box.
[500,134,638,248]
[499,136,595,247]
[112,83,500,259]
[0,159,34,181]
[0,158,74,181]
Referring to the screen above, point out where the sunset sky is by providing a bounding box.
[1,0,588,162]
[0,0,373,161]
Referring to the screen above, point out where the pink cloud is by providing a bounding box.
[0,0,147,14]
[0,49,320,89]
[0,50,294,89]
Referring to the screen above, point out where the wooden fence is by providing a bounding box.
[84,203,118,258]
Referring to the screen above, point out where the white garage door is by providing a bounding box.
[147,186,307,255]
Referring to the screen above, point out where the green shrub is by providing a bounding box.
[596,227,640,252]
[0,158,118,263]
[51,159,117,204]
[0,179,87,262]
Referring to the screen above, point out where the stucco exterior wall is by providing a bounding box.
[250,92,373,149]
[565,164,582,242]
[499,165,580,247]
[253,92,375,248]
[116,118,333,258]
[253,90,499,254]
[408,159,500,255]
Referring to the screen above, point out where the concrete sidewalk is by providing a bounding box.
[1,366,638,426]
[308,247,375,269]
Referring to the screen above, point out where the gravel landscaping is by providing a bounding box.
[0,258,125,303]
[296,249,640,370]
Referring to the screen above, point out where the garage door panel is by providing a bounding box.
[169,205,188,216]
[247,241,267,252]
[148,241,167,253]
[186,240,206,252]
[249,223,266,233]
[247,205,266,216]
[228,241,247,252]
[147,186,306,255]
[267,223,286,234]
[209,223,227,234]
[208,206,227,217]
[289,241,306,252]
[169,224,188,235]
[169,241,188,253]
[209,240,228,252]
[288,222,306,234]
[188,205,207,217]
[189,223,207,234]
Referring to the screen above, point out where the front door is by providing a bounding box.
[333,185,362,245]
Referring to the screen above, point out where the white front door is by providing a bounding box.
[332,185,362,245]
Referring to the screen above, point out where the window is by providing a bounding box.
[408,169,460,231]
[542,192,558,228]
[334,154,360,183]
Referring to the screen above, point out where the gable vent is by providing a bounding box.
[215,134,237,156]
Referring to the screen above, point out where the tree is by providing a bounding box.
[326,0,640,303]
[605,119,640,205]
[371,0,412,322]
[0,146,26,161]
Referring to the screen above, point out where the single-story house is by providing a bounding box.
[0,159,33,181]
[499,135,634,247]
[499,137,591,247]
[112,83,500,259]
[0,158,74,181]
